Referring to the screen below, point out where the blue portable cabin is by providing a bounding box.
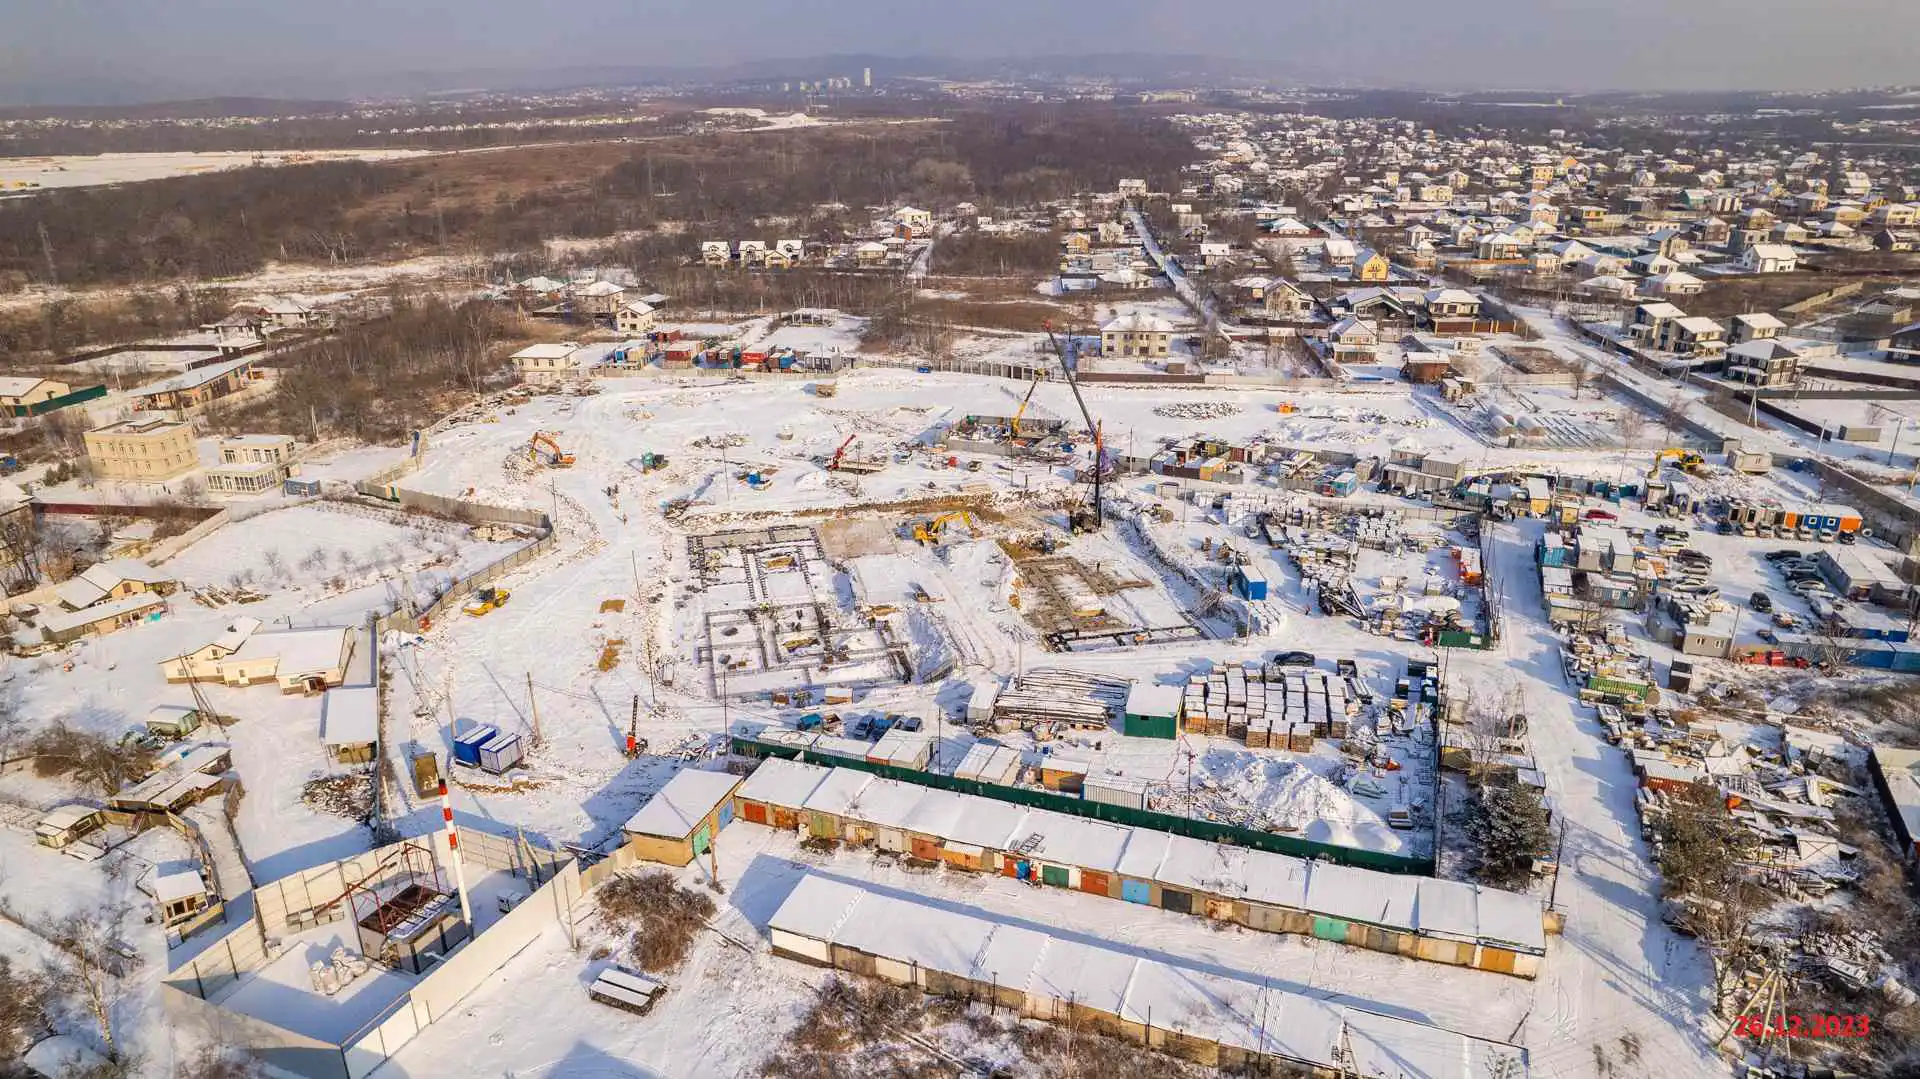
[1230,564,1270,601]
[284,478,323,497]
[452,725,498,768]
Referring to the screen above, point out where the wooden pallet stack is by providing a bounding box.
[990,667,1129,731]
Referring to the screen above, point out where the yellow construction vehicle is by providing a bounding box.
[907,511,979,545]
[462,586,511,617]
[1010,371,1044,440]
[1651,448,1704,473]
[530,432,575,468]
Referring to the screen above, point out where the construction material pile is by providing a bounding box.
[1152,400,1242,421]
[989,667,1130,731]
[1184,663,1356,745]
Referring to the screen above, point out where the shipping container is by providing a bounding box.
[452,725,497,768]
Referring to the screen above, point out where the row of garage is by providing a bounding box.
[732,757,1547,978]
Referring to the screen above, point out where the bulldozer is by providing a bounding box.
[905,511,979,546]
[1651,447,1704,474]
[462,586,511,617]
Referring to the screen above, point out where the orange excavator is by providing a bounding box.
[828,434,857,471]
[530,432,574,468]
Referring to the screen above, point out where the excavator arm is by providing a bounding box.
[1044,322,1103,532]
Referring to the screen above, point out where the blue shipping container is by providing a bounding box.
[452,725,497,767]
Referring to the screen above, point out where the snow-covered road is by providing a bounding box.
[1465,519,1726,1077]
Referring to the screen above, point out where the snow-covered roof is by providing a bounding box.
[768,875,1530,1077]
[132,355,254,397]
[0,376,56,398]
[39,591,166,636]
[736,755,831,806]
[229,626,352,677]
[1734,312,1786,330]
[321,686,379,748]
[512,342,579,361]
[623,769,743,839]
[54,558,174,611]
[1124,682,1182,719]
[153,867,208,903]
[1100,311,1174,334]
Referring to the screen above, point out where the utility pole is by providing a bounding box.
[525,672,545,749]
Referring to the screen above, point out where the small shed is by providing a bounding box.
[35,804,104,849]
[1122,682,1185,739]
[1035,757,1089,794]
[152,866,214,927]
[1084,773,1152,810]
[145,704,205,739]
[952,742,1022,786]
[477,730,526,775]
[320,686,379,765]
[622,769,744,866]
[588,967,666,1016]
[866,727,934,771]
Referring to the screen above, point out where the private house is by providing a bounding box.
[776,239,805,262]
[0,377,70,412]
[614,302,657,335]
[1350,249,1391,282]
[571,280,627,317]
[53,559,176,614]
[161,617,357,694]
[1477,233,1526,260]
[511,342,582,381]
[231,295,316,332]
[853,241,889,265]
[1725,340,1802,388]
[107,744,231,816]
[1262,280,1316,321]
[1327,317,1381,358]
[1197,242,1233,268]
[701,241,731,266]
[30,592,169,647]
[737,241,768,267]
[895,207,933,231]
[1876,229,1920,253]
[1869,745,1920,861]
[84,417,198,482]
[621,769,742,866]
[510,276,568,304]
[1730,312,1786,345]
[1871,203,1920,229]
[1660,316,1728,356]
[130,356,258,414]
[1062,232,1093,256]
[1321,238,1357,268]
[1742,243,1799,274]
[1646,271,1705,297]
[1099,312,1174,358]
[1622,302,1688,345]
[1424,288,1482,321]
[207,434,298,494]
[35,804,105,850]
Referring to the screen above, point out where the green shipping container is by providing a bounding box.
[1040,864,1070,888]
[1122,712,1178,739]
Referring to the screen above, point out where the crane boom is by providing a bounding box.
[1010,370,1043,439]
[828,434,857,471]
[1043,323,1102,533]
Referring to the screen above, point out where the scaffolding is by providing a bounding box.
[342,840,469,974]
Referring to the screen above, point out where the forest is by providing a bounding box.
[0,104,1191,290]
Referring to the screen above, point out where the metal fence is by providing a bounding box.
[732,736,1436,875]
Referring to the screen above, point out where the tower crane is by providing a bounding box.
[1043,322,1103,533]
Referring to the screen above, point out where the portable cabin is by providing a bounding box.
[477,730,526,775]
[451,725,496,768]
[966,680,1000,724]
[35,804,104,849]
[1035,757,1089,793]
[1121,682,1184,740]
[1229,564,1270,601]
[144,704,205,739]
[1083,774,1152,810]
[621,769,743,866]
[866,727,933,771]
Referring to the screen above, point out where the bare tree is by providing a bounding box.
[46,903,142,1064]
[1571,360,1594,400]
[1661,392,1693,444]
[0,955,52,1061]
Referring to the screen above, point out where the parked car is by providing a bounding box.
[1583,508,1618,521]
[1750,591,1773,613]
[1273,651,1316,667]
[1764,549,1803,563]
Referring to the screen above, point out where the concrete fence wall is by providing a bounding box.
[375,532,557,634]
[1804,458,1920,557]
[163,984,349,1079]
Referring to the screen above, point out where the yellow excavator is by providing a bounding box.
[907,511,979,545]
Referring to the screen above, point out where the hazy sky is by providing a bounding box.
[1,0,1910,103]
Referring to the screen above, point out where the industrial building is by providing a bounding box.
[621,769,743,866]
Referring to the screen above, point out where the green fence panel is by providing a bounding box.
[732,735,1436,875]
